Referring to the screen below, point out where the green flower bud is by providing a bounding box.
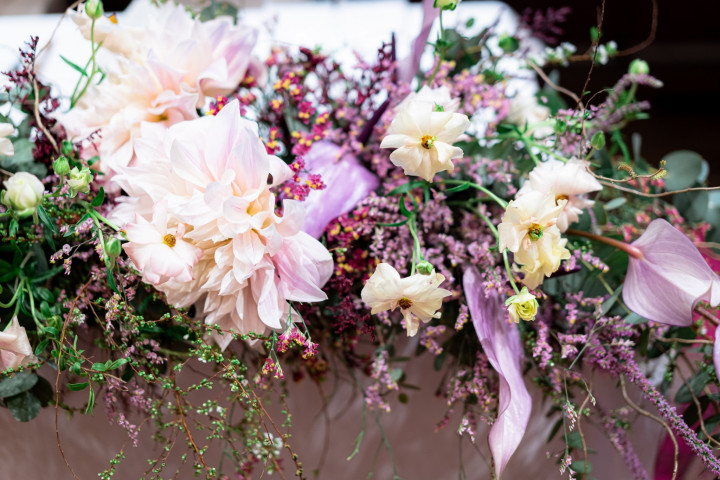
[628,59,650,75]
[67,167,93,198]
[590,131,606,150]
[416,261,434,275]
[105,237,122,258]
[434,0,461,11]
[554,118,567,135]
[53,156,71,176]
[505,287,539,323]
[498,34,520,53]
[61,140,74,157]
[85,0,104,20]
[1,171,44,218]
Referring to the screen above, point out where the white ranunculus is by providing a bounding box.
[516,158,603,232]
[1,171,45,218]
[380,98,470,182]
[361,262,452,336]
[498,190,570,289]
[0,123,14,157]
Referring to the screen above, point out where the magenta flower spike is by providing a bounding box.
[463,267,531,479]
[300,141,379,238]
[623,219,720,327]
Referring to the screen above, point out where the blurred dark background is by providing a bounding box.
[45,0,720,180]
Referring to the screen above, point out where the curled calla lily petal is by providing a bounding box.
[622,219,720,327]
[397,0,439,83]
[463,267,531,479]
[300,141,379,238]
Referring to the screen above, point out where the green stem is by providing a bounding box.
[502,249,521,294]
[441,180,509,208]
[407,214,424,274]
[426,11,446,85]
[566,228,644,260]
[0,280,22,309]
[23,278,44,329]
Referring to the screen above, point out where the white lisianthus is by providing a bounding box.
[504,90,552,138]
[498,190,570,289]
[1,171,45,218]
[67,167,94,198]
[361,262,452,337]
[505,287,539,323]
[380,98,470,182]
[396,85,460,113]
[517,158,602,232]
[0,123,14,157]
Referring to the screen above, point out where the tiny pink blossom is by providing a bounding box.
[123,202,203,285]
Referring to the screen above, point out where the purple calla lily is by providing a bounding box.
[396,0,439,83]
[463,267,531,479]
[622,219,720,327]
[300,141,379,239]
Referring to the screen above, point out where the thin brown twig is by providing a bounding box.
[569,0,658,61]
[576,386,593,477]
[37,0,82,59]
[598,180,720,198]
[32,77,59,154]
[675,357,720,449]
[173,382,209,469]
[528,61,579,103]
[54,281,91,480]
[696,306,720,326]
[575,0,606,111]
[620,376,678,480]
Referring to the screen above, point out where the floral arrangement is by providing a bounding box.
[1,0,719,478]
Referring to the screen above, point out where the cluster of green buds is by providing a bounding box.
[53,153,94,198]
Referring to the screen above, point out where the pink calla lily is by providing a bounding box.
[300,141,378,238]
[463,267,531,479]
[623,219,720,327]
[622,219,720,385]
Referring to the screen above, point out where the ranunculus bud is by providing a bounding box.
[590,131,606,150]
[416,260,434,276]
[85,0,104,20]
[53,156,71,176]
[60,140,74,157]
[434,0,461,11]
[67,167,93,198]
[498,34,520,53]
[105,237,122,258]
[629,59,650,75]
[504,287,539,323]
[1,171,44,218]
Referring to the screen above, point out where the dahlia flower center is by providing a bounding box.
[528,223,543,241]
[398,297,413,309]
[163,234,177,248]
[555,194,569,204]
[420,135,437,150]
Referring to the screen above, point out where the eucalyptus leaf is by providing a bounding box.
[6,391,41,422]
[663,150,706,191]
[0,372,38,398]
[674,190,709,223]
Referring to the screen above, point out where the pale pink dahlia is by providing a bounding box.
[113,101,333,349]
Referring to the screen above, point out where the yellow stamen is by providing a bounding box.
[420,135,436,150]
[163,234,177,248]
[398,297,413,309]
